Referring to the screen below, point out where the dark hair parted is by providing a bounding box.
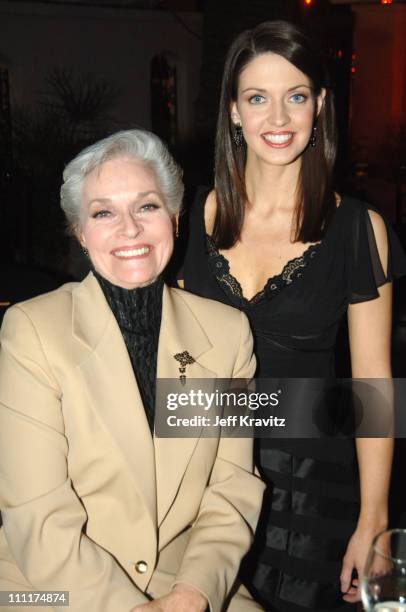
[213,20,337,248]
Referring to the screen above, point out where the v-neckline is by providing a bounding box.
[206,234,321,305]
[202,191,346,306]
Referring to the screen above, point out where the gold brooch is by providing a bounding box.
[174,351,195,385]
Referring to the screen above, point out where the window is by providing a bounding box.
[150,53,177,147]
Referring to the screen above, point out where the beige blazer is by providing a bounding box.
[0,273,264,612]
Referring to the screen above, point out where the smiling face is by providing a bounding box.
[78,157,175,289]
[231,52,325,169]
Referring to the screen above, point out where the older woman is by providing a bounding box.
[0,129,264,612]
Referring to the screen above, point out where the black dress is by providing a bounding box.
[179,187,406,612]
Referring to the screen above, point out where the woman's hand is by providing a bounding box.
[341,522,386,603]
[131,584,208,612]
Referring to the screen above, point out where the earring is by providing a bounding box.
[233,123,244,148]
[310,124,317,147]
[82,247,89,256]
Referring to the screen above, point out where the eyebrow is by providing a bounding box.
[241,87,267,94]
[87,190,163,206]
[241,84,312,94]
[287,84,312,92]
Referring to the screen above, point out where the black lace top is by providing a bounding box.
[95,272,163,432]
[181,187,406,378]
[207,233,320,305]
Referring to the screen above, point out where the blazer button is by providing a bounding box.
[135,561,148,574]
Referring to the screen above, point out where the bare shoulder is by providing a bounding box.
[340,194,386,238]
[204,189,217,235]
[367,209,388,274]
[367,209,387,240]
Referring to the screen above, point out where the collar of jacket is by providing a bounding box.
[72,272,217,526]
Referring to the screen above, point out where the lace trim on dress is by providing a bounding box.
[206,234,320,305]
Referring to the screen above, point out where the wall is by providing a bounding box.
[0,0,203,144]
[350,4,406,166]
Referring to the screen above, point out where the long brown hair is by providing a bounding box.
[214,20,337,248]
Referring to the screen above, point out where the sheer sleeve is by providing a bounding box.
[345,199,406,304]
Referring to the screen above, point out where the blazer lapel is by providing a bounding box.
[72,273,157,526]
[155,287,216,525]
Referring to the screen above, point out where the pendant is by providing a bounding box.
[174,351,195,385]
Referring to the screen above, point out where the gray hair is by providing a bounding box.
[60,129,184,229]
